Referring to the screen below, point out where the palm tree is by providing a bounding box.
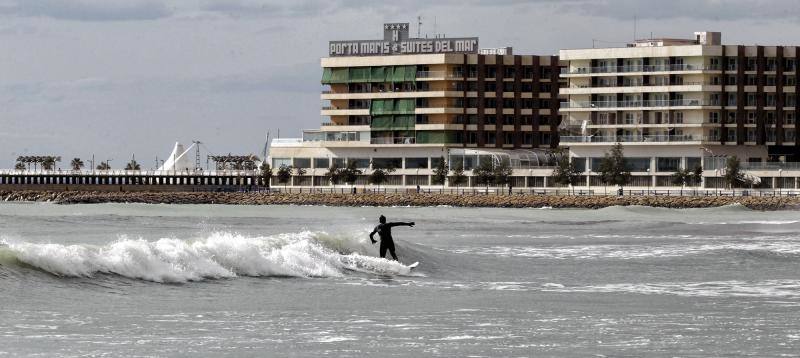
[125,159,141,171]
[70,158,85,171]
[14,162,25,171]
[97,162,111,170]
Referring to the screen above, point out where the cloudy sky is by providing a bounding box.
[2,0,800,168]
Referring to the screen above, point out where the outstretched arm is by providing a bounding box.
[369,228,378,244]
[389,222,415,227]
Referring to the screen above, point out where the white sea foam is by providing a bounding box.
[0,231,415,283]
[448,240,800,260]
[545,279,800,298]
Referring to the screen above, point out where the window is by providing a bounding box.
[766,94,776,107]
[503,115,515,125]
[624,158,651,172]
[747,93,756,106]
[727,93,737,106]
[674,112,684,124]
[313,158,330,169]
[349,158,370,169]
[572,158,587,172]
[766,76,776,86]
[746,57,757,71]
[504,132,514,144]
[272,158,291,168]
[523,132,533,145]
[747,112,757,124]
[727,130,737,142]
[787,112,796,125]
[727,112,737,124]
[293,158,311,168]
[430,157,443,169]
[709,112,720,123]
[333,158,346,167]
[708,128,721,141]
[726,75,737,85]
[786,129,796,142]
[726,58,737,71]
[484,82,496,92]
[686,157,702,170]
[503,82,514,92]
[657,157,680,172]
[746,75,757,86]
[372,157,402,169]
[502,99,515,108]
[747,128,757,142]
[767,112,776,125]
[486,132,496,144]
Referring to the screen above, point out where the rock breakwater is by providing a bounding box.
[2,190,800,210]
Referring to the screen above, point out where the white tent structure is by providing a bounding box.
[158,142,196,172]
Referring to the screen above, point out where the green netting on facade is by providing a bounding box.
[349,67,370,82]
[416,131,456,144]
[396,99,415,112]
[370,99,415,116]
[371,67,385,82]
[404,65,418,81]
[323,66,416,84]
[370,116,415,130]
[321,68,333,84]
[330,68,349,83]
[371,100,387,115]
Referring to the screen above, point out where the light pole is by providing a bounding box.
[778,168,783,195]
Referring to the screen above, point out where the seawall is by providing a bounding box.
[2,190,800,210]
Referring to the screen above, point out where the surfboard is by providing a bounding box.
[407,262,419,270]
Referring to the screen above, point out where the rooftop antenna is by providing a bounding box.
[633,14,637,41]
[433,16,437,38]
[417,15,422,38]
[192,140,202,171]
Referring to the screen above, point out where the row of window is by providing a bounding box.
[707,128,797,142]
[571,157,702,173]
[454,114,559,126]
[454,98,553,109]
[272,157,445,170]
[464,131,552,145]
[708,111,797,124]
[450,65,556,79]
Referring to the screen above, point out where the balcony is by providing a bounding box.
[371,137,417,145]
[416,71,463,79]
[560,99,719,109]
[561,64,721,75]
[560,134,707,144]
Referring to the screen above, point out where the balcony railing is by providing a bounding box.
[371,137,417,145]
[416,71,464,79]
[559,135,707,143]
[561,99,719,109]
[570,81,712,89]
[561,64,721,75]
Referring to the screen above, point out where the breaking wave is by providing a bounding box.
[0,231,418,283]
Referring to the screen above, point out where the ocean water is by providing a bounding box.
[1,202,800,357]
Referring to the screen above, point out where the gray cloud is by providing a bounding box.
[558,0,800,20]
[0,0,171,21]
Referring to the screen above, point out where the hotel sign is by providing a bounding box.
[329,23,479,57]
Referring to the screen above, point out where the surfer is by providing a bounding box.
[369,215,414,261]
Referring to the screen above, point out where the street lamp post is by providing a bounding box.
[778,168,783,196]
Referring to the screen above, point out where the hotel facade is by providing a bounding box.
[269,23,566,188]
[267,25,800,190]
[559,31,799,188]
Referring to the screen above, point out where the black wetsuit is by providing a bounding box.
[370,222,413,260]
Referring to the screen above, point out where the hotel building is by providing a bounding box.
[560,32,799,187]
[269,23,567,187]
